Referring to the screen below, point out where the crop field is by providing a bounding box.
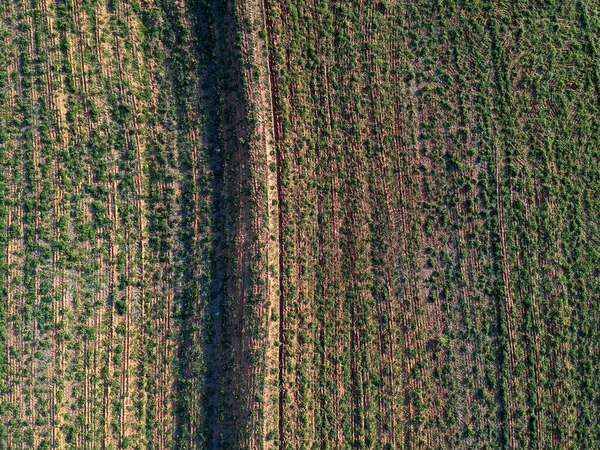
[1,0,599,449]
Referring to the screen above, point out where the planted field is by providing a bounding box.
[1,0,599,449]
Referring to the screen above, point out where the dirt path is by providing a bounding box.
[234,0,282,447]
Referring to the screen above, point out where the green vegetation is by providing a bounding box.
[1,0,600,449]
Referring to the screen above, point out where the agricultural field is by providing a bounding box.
[1,0,599,449]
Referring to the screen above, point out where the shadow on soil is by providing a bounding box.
[147,1,257,448]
